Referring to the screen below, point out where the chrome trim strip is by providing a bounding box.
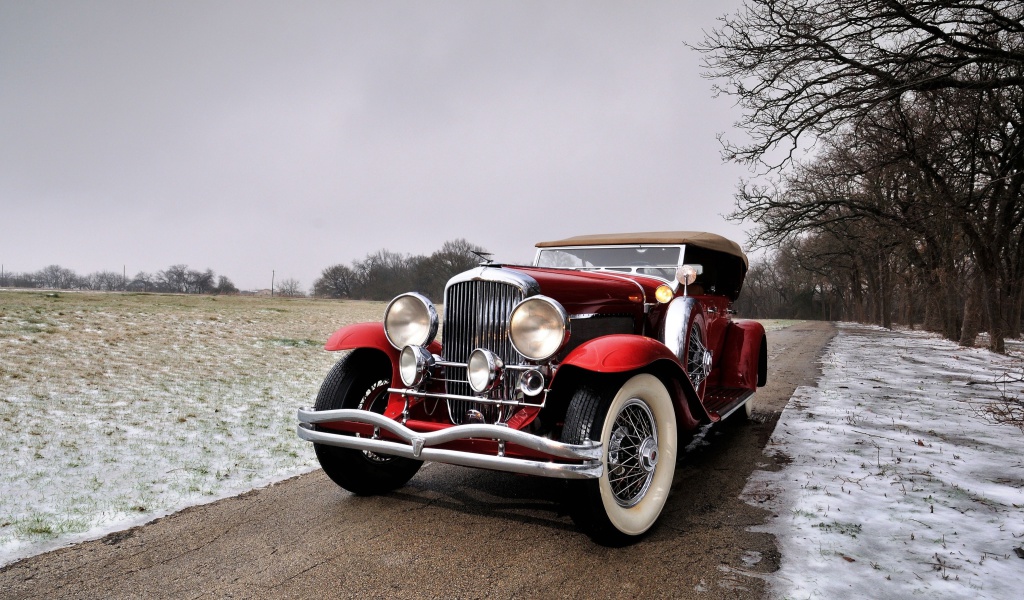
[297,408,603,479]
[663,295,699,360]
[433,359,537,372]
[443,266,540,298]
[387,388,545,409]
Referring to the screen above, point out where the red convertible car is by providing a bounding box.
[297,231,766,545]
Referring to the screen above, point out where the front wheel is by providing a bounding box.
[561,374,677,546]
[312,350,422,495]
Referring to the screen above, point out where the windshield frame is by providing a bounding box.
[532,244,686,283]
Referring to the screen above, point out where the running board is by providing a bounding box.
[703,387,755,421]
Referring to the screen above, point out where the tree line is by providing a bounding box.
[698,0,1024,352]
[2,238,487,301]
[312,239,486,301]
[0,264,238,295]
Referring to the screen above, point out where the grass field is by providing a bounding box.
[0,290,384,564]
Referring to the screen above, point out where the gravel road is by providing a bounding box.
[0,321,835,599]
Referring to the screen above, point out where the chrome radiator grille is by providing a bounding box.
[443,279,527,424]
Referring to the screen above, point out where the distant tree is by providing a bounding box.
[276,278,304,297]
[413,238,488,300]
[37,265,78,289]
[312,264,360,298]
[157,264,189,293]
[354,249,415,301]
[313,239,487,301]
[87,271,124,291]
[215,275,238,295]
[129,271,155,292]
[185,268,215,294]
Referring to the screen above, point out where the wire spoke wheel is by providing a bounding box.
[561,374,678,545]
[606,399,658,507]
[356,378,393,463]
[685,320,711,390]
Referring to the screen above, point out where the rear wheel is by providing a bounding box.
[682,310,711,398]
[313,350,422,495]
[561,374,677,546]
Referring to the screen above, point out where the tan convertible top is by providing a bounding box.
[536,231,747,267]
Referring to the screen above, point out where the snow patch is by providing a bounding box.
[744,323,1024,599]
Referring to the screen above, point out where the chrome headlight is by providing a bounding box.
[383,293,438,349]
[508,296,569,361]
[399,345,434,387]
[467,348,503,393]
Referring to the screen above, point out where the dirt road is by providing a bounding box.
[0,321,835,599]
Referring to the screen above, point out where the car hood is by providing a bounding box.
[464,265,666,317]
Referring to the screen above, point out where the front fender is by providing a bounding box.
[323,322,441,395]
[561,334,678,373]
[558,334,709,428]
[325,322,399,356]
[324,321,442,355]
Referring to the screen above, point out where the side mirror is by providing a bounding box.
[675,264,703,286]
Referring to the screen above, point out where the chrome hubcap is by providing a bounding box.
[639,437,658,472]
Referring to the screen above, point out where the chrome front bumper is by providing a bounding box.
[296,408,604,479]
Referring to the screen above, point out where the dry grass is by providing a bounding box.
[0,290,385,562]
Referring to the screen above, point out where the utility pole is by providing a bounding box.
[271,270,275,296]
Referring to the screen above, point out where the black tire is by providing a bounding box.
[561,374,678,546]
[312,350,422,495]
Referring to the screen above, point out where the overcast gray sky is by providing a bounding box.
[1,0,749,291]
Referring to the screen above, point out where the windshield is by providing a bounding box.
[535,246,682,280]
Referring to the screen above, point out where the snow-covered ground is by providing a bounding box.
[0,291,384,567]
[743,323,1024,599]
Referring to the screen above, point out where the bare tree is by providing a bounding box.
[696,0,1024,167]
[312,264,361,298]
[157,264,189,293]
[38,265,78,289]
[87,271,124,291]
[413,238,488,300]
[276,278,304,297]
[215,275,238,295]
[700,0,1024,351]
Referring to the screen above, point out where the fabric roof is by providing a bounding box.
[535,231,747,267]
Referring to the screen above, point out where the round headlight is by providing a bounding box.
[508,296,569,361]
[399,345,434,387]
[383,293,438,349]
[468,348,503,393]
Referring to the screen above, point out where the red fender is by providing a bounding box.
[718,320,766,390]
[324,321,442,355]
[325,322,398,355]
[557,334,709,429]
[560,334,677,372]
[322,322,442,415]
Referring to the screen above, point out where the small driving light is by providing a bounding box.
[519,368,546,397]
[655,285,674,304]
[399,345,434,387]
[467,348,503,393]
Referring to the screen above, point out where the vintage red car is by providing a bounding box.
[297,231,766,545]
